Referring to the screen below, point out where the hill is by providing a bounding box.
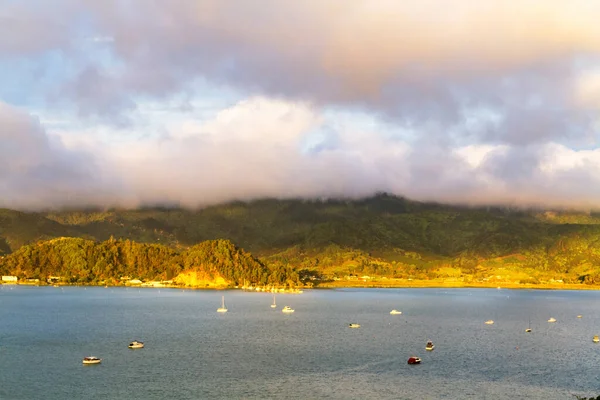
[0,237,299,288]
[2,194,600,287]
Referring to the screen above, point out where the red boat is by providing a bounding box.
[407,356,421,365]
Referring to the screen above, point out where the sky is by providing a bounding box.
[2,0,600,210]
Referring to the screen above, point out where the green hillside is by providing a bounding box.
[2,194,600,286]
[0,237,299,288]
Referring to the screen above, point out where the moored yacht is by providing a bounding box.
[282,306,295,313]
[82,356,102,365]
[348,323,361,328]
[425,340,435,351]
[128,340,144,349]
[485,320,494,325]
[548,317,556,323]
[593,335,599,343]
[217,296,228,313]
[390,310,402,315]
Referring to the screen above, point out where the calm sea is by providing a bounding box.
[0,286,599,399]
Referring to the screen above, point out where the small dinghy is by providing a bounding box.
[407,356,421,365]
[82,356,102,365]
[348,323,361,328]
[425,340,435,351]
[128,340,144,349]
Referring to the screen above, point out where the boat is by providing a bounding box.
[390,310,402,315]
[484,320,494,325]
[425,340,435,351]
[407,356,421,365]
[525,317,532,333]
[593,335,599,343]
[82,356,102,365]
[128,340,144,349]
[348,323,361,328]
[271,294,277,309]
[282,306,295,313]
[577,315,583,318]
[548,317,556,323]
[217,296,228,313]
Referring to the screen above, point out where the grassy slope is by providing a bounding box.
[2,195,600,284]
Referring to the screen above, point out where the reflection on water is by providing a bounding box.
[0,286,598,399]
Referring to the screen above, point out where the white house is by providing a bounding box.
[2,275,18,282]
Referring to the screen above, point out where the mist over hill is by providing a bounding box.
[2,194,600,286]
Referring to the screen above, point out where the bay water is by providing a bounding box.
[1,286,599,399]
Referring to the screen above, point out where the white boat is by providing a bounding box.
[348,323,361,328]
[390,310,402,315]
[271,294,277,308]
[484,320,494,325]
[217,296,228,313]
[128,340,144,349]
[282,306,295,313]
[577,315,583,318]
[425,340,435,351]
[525,317,532,333]
[548,317,556,323]
[82,356,102,365]
[593,335,599,343]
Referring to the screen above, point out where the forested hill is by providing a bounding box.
[0,237,300,287]
[3,194,600,285]
[2,194,600,257]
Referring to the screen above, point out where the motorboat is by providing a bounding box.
[525,327,532,333]
[525,317,532,332]
[407,356,421,365]
[282,306,295,313]
[593,335,599,343]
[484,320,494,325]
[577,315,583,318]
[217,296,228,313]
[128,340,144,349]
[425,340,435,351]
[548,317,556,323]
[271,294,277,308]
[82,356,102,365]
[390,310,402,315]
[348,323,361,328]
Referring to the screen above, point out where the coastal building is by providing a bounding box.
[2,275,18,282]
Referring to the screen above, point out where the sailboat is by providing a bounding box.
[525,317,532,333]
[217,296,228,313]
[271,294,277,308]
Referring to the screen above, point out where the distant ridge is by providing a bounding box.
[2,194,600,286]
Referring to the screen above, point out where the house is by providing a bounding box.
[128,279,143,285]
[2,275,18,282]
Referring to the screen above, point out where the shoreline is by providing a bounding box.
[3,280,600,291]
[313,280,600,291]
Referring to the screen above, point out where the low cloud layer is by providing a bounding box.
[1,1,600,209]
[3,98,600,210]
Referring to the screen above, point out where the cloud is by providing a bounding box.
[4,1,599,143]
[56,97,600,210]
[0,102,125,210]
[2,1,600,209]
